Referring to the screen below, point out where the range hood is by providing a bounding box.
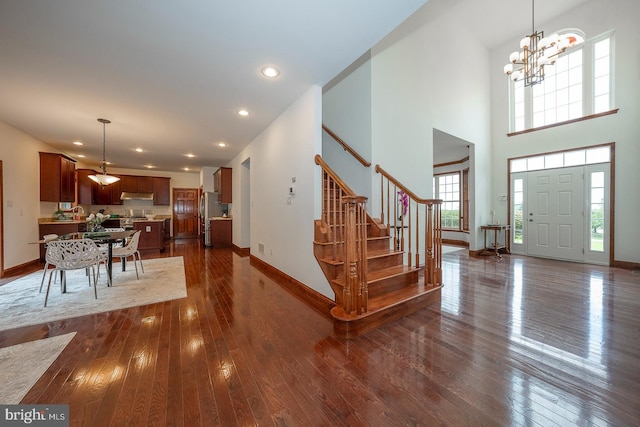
[120,192,154,201]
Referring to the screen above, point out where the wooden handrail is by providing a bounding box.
[322,124,372,168]
[375,164,443,287]
[314,154,356,196]
[375,164,440,205]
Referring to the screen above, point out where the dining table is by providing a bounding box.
[46,230,135,287]
[78,230,135,286]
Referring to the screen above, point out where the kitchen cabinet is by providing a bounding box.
[40,152,76,202]
[153,177,171,205]
[121,175,154,193]
[214,167,232,203]
[210,219,232,248]
[138,176,154,193]
[133,220,164,252]
[109,178,123,205]
[77,169,96,204]
[120,175,138,193]
[77,169,122,205]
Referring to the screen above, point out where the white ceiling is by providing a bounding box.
[0,0,589,173]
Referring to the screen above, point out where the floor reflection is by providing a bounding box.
[507,259,607,377]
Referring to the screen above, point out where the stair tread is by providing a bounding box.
[332,264,420,285]
[313,235,391,246]
[331,283,440,316]
[317,248,403,266]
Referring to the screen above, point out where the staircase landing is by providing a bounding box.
[330,280,441,339]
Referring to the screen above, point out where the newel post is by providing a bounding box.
[342,195,368,315]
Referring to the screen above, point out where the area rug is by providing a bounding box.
[0,256,187,332]
[0,332,76,404]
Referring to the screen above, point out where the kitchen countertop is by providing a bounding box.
[39,216,171,224]
[210,216,232,221]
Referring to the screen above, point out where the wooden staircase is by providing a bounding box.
[314,156,442,339]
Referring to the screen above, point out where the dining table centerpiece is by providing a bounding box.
[86,212,108,232]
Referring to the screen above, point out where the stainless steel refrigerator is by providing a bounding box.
[199,192,225,246]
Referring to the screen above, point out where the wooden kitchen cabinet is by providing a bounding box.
[214,167,232,203]
[77,169,122,205]
[153,177,171,205]
[40,152,76,202]
[210,219,232,248]
[133,221,164,252]
[76,169,96,204]
[120,175,139,193]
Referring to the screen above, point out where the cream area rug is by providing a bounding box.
[0,256,187,332]
[0,332,76,404]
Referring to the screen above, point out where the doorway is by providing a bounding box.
[172,188,199,239]
[510,145,612,265]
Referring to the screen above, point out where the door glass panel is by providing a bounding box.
[590,171,605,252]
[513,178,524,244]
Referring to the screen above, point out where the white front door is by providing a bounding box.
[526,166,584,261]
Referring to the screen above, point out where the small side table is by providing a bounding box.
[480,224,510,258]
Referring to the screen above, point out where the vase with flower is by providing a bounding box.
[397,190,409,221]
[87,212,107,232]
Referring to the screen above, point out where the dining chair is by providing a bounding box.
[42,239,106,307]
[39,234,59,293]
[112,230,144,279]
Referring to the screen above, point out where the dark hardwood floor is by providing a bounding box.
[1,240,639,426]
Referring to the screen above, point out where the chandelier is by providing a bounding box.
[89,118,120,187]
[504,0,584,86]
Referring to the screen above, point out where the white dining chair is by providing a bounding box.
[112,230,144,279]
[42,239,106,307]
[39,234,59,293]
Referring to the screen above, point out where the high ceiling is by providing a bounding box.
[0,0,589,173]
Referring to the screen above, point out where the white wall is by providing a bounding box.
[370,0,492,250]
[490,0,640,263]
[322,59,373,201]
[0,122,58,269]
[229,86,331,297]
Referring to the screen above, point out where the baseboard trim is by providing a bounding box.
[249,255,334,319]
[442,239,469,248]
[612,260,640,270]
[2,259,41,278]
[233,245,250,257]
[468,249,484,258]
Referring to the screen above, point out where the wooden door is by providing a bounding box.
[172,188,199,239]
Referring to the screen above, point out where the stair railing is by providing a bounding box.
[315,155,368,315]
[375,164,443,287]
[322,124,372,168]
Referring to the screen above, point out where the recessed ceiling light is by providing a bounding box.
[217,142,227,147]
[185,153,196,158]
[72,141,83,146]
[183,167,190,171]
[77,154,86,158]
[145,164,155,169]
[261,66,280,78]
[237,109,249,116]
[135,148,143,153]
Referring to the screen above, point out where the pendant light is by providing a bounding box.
[89,118,120,187]
[503,0,584,86]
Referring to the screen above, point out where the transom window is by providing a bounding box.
[510,145,610,172]
[509,32,613,132]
